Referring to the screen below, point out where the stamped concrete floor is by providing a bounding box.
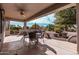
[1,35,77,55]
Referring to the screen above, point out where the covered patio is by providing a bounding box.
[1,35,77,55]
[0,3,78,55]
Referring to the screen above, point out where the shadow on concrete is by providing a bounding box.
[39,43,57,55]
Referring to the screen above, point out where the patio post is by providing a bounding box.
[0,7,5,51]
[5,20,10,36]
[24,22,26,31]
[76,3,79,54]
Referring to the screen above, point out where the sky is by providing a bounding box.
[10,13,56,27]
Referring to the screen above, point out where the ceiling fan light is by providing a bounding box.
[20,11,24,15]
[20,11,25,17]
[22,14,25,17]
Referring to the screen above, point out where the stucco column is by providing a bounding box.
[0,8,5,51]
[5,20,10,36]
[24,22,26,31]
[76,3,79,54]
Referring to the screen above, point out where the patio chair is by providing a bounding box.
[67,35,77,43]
[36,30,45,43]
[28,31,38,46]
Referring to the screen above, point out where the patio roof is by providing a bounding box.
[0,3,76,22]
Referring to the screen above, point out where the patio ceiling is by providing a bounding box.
[0,3,76,22]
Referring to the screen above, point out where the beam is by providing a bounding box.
[25,3,70,21]
[25,3,76,22]
[5,17,24,22]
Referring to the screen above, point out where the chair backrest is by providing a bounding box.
[29,31,37,41]
[67,35,77,43]
[36,30,45,38]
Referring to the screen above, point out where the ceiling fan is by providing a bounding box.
[15,4,27,17]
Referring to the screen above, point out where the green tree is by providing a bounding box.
[46,24,54,31]
[10,25,22,34]
[17,25,22,29]
[54,7,76,31]
[10,25,16,30]
[31,24,40,29]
